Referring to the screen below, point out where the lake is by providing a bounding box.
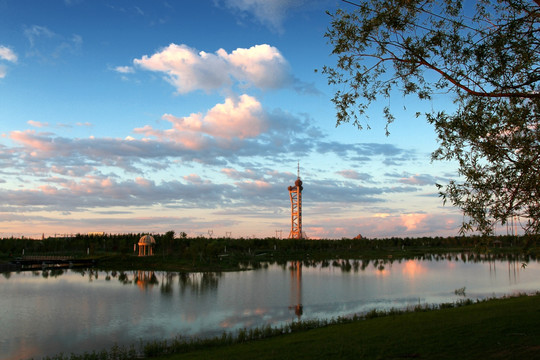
[1,254,539,359]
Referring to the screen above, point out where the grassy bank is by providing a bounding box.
[42,294,540,359]
[159,294,540,360]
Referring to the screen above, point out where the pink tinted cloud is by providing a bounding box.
[306,212,460,239]
[221,168,259,180]
[27,120,49,128]
[201,95,266,139]
[10,130,55,153]
[400,213,429,231]
[337,170,360,179]
[398,173,436,186]
[38,185,58,195]
[183,174,205,184]
[239,180,271,189]
[135,95,267,149]
[336,169,373,181]
[133,43,291,93]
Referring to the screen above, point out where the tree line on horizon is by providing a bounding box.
[1,231,537,261]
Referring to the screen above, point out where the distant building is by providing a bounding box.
[138,235,156,256]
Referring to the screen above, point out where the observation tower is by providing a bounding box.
[288,163,303,239]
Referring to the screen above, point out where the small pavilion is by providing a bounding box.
[138,235,156,256]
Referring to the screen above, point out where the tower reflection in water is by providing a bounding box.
[289,261,303,319]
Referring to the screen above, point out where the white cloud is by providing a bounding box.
[0,46,17,78]
[133,43,292,93]
[0,46,18,62]
[220,44,291,89]
[114,65,135,74]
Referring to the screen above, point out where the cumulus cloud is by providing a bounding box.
[2,93,449,239]
[0,46,18,62]
[0,45,17,78]
[134,94,267,149]
[133,43,293,93]
[7,100,316,177]
[400,213,429,231]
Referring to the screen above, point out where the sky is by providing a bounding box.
[0,0,465,239]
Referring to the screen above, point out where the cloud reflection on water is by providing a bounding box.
[0,256,538,360]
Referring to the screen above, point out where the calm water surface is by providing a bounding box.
[1,256,539,360]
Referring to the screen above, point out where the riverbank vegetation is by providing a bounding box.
[1,232,538,272]
[4,233,538,359]
[39,293,540,360]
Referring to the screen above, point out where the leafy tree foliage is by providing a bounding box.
[322,0,540,234]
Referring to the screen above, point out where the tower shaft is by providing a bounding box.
[289,186,302,239]
[288,164,303,239]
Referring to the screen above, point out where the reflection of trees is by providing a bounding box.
[135,271,159,290]
[361,260,370,271]
[178,272,221,296]
[68,268,99,281]
[110,270,221,294]
[160,272,176,295]
[118,271,130,284]
[40,269,68,278]
[49,269,64,278]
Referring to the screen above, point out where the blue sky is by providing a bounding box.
[0,0,463,239]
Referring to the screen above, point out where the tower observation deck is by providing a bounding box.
[288,163,303,239]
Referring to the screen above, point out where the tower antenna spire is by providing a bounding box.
[297,161,300,179]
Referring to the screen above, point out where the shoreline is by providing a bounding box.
[38,292,540,360]
[1,246,536,274]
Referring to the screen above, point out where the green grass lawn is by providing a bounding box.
[160,295,540,360]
